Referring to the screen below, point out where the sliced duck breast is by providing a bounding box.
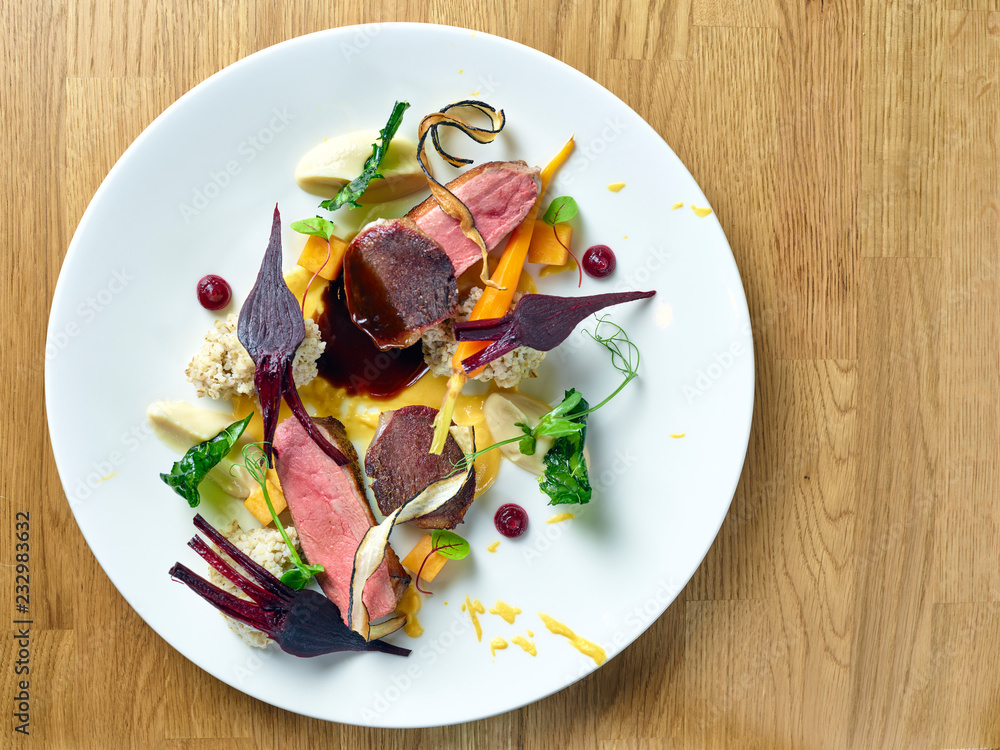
[407,160,542,276]
[273,415,408,623]
[343,218,459,350]
[365,405,476,530]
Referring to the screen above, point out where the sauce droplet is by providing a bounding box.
[487,540,500,553]
[490,637,508,656]
[547,513,575,524]
[538,612,607,665]
[488,600,522,624]
[196,274,232,310]
[399,584,424,638]
[463,595,485,642]
[582,245,616,278]
[511,635,537,656]
[495,504,528,538]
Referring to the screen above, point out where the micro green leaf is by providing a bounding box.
[320,101,410,212]
[542,196,579,226]
[430,529,470,560]
[290,216,337,241]
[160,414,252,507]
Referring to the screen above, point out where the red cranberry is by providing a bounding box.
[582,245,616,278]
[494,504,529,538]
[197,274,232,310]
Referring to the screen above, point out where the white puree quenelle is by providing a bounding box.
[294,129,426,204]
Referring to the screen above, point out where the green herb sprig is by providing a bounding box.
[159,414,252,507]
[242,443,323,590]
[319,100,411,212]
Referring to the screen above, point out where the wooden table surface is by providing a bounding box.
[4,1,999,748]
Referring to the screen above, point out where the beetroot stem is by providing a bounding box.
[169,562,282,634]
[187,535,276,605]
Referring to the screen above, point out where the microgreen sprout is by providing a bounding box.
[241,443,323,590]
[452,316,642,504]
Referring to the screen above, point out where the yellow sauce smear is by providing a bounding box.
[671,201,684,210]
[606,182,626,192]
[538,612,607,665]
[547,513,574,524]
[490,637,508,657]
[691,205,713,218]
[539,257,578,278]
[487,541,500,553]
[398,584,424,638]
[526,629,534,637]
[670,433,686,438]
[489,600,522,624]
[462,596,485,642]
[511,635,537,656]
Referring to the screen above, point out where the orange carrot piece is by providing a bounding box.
[243,469,286,526]
[452,136,575,375]
[430,137,575,454]
[527,221,572,266]
[297,234,349,281]
[400,533,448,582]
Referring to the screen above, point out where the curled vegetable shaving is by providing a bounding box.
[416,100,506,288]
[347,426,475,640]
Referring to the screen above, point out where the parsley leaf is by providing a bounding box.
[290,216,338,241]
[319,100,410,212]
[542,196,579,226]
[160,414,252,507]
[539,391,592,505]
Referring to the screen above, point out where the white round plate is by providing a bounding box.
[46,23,754,727]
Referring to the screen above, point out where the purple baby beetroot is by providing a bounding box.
[237,206,348,468]
[452,289,655,373]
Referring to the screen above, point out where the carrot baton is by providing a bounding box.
[429,136,575,454]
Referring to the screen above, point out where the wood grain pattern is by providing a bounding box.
[3,1,1000,747]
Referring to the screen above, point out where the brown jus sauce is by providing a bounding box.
[315,281,427,398]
